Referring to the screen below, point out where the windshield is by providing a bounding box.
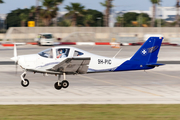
[42,34,53,39]
[38,48,53,58]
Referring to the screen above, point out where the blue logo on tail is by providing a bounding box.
[148,46,159,53]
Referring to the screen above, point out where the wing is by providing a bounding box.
[48,57,91,74]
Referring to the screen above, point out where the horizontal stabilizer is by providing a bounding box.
[146,63,165,67]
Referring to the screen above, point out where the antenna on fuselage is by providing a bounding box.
[113,48,122,59]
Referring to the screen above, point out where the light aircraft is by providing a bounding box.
[11,37,164,90]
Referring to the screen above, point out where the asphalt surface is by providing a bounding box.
[0,45,180,104]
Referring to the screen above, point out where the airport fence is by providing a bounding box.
[1,27,180,43]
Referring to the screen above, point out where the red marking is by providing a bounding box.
[161,42,170,46]
[2,44,14,47]
[26,42,38,45]
[95,42,111,45]
[59,42,76,45]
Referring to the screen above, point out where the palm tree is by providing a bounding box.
[176,0,180,27]
[100,0,113,27]
[64,3,85,26]
[150,0,161,27]
[39,0,63,26]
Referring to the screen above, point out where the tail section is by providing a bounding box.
[130,37,163,65]
[114,37,164,71]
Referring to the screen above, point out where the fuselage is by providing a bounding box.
[12,46,154,74]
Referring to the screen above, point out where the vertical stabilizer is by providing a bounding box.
[130,37,163,64]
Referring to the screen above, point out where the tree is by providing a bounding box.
[136,13,151,27]
[75,9,104,27]
[58,19,71,26]
[64,3,85,26]
[122,12,151,27]
[116,16,124,27]
[6,8,34,28]
[84,14,94,26]
[0,0,4,3]
[150,0,161,27]
[20,13,28,27]
[100,0,113,27]
[123,12,139,27]
[39,0,64,26]
[176,0,180,27]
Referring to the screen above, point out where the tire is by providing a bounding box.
[54,82,62,90]
[21,79,29,87]
[62,80,69,88]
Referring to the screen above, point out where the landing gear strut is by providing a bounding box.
[54,73,69,90]
[20,71,29,87]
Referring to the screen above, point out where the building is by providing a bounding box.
[116,6,179,23]
[153,6,178,22]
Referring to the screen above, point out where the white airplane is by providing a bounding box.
[11,37,164,90]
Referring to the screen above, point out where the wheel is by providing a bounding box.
[62,80,69,88]
[54,82,62,90]
[21,79,29,87]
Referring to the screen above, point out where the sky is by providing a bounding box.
[0,0,177,14]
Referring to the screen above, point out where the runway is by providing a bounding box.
[0,45,180,104]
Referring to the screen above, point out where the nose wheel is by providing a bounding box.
[20,70,30,87]
[21,79,29,87]
[54,73,69,90]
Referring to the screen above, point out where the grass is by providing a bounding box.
[0,104,180,120]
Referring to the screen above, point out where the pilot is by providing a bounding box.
[57,49,66,58]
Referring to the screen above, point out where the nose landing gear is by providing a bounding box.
[21,71,29,87]
[20,71,69,90]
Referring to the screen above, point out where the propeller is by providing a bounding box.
[10,44,18,75]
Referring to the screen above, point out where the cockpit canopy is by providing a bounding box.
[38,47,85,59]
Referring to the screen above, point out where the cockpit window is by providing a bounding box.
[38,48,53,58]
[74,51,84,56]
[56,48,70,58]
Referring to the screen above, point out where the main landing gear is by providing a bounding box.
[20,71,69,90]
[54,73,69,90]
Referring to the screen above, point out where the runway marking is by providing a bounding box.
[78,75,162,97]
[150,71,180,80]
